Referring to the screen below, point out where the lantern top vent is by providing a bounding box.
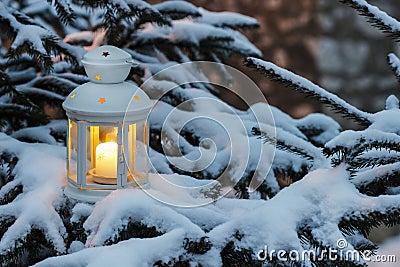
[82,46,133,84]
[82,45,131,65]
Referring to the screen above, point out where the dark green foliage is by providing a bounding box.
[0,216,16,241]
[0,151,18,184]
[220,241,262,267]
[0,71,48,132]
[183,236,211,255]
[0,228,58,267]
[0,184,23,205]
[46,0,76,24]
[340,208,400,237]
[0,152,23,205]
[357,169,400,196]
[57,198,88,248]
[154,257,199,267]
[252,127,316,161]
[105,219,164,245]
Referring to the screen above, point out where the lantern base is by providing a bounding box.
[64,183,113,203]
[88,168,117,185]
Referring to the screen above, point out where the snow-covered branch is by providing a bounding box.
[245,57,373,126]
[340,0,400,41]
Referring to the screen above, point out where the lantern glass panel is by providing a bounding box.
[86,125,119,186]
[67,120,78,183]
[127,121,148,185]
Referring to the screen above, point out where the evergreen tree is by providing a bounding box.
[0,0,399,266]
[246,0,400,265]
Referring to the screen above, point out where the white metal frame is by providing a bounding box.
[66,119,148,193]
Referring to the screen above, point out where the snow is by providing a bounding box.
[352,162,400,186]
[71,203,94,224]
[385,95,399,110]
[34,229,188,267]
[138,20,233,47]
[83,190,204,247]
[147,94,276,195]
[326,129,400,151]
[370,108,400,135]
[350,0,400,33]
[153,1,200,18]
[11,120,67,145]
[195,7,259,29]
[388,53,400,77]
[206,166,400,260]
[296,113,341,144]
[223,29,262,57]
[2,129,400,266]
[0,133,67,254]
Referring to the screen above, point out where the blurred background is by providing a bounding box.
[151,0,400,127]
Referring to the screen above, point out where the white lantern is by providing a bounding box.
[63,46,152,202]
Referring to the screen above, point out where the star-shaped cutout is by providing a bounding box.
[102,51,110,57]
[70,93,76,99]
[97,153,106,161]
[98,97,106,104]
[95,74,102,81]
[134,95,141,101]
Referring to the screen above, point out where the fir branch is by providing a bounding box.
[75,0,171,28]
[349,152,400,170]
[340,207,400,237]
[0,3,80,72]
[104,219,163,245]
[153,1,201,20]
[27,76,79,96]
[352,163,400,196]
[245,57,373,126]
[298,226,365,267]
[195,8,260,30]
[46,0,76,25]
[0,217,16,241]
[0,184,23,205]
[387,53,400,83]
[0,103,48,131]
[324,139,400,165]
[340,0,400,42]
[0,228,59,266]
[252,127,320,161]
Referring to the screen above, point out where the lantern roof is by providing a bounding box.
[63,82,152,122]
[63,45,152,122]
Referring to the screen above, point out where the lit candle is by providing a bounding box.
[95,142,118,177]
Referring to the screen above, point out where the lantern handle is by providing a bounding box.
[126,60,140,67]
